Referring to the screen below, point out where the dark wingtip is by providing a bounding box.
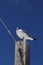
[34,38,37,40]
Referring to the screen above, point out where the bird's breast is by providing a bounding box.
[16,30,24,39]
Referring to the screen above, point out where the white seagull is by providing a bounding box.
[16,27,36,41]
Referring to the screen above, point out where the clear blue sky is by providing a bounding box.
[0,0,43,65]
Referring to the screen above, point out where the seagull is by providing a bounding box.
[16,27,36,41]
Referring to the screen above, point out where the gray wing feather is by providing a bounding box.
[22,30,31,37]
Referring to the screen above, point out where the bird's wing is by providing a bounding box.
[22,29,37,40]
[22,30,32,37]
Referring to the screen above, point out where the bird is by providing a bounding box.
[16,27,36,41]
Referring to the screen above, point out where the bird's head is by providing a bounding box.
[16,27,20,30]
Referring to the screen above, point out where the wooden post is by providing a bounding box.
[14,40,30,65]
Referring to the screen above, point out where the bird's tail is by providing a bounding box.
[27,37,36,41]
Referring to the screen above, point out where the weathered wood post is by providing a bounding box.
[14,40,30,65]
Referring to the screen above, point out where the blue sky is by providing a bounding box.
[0,0,43,65]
